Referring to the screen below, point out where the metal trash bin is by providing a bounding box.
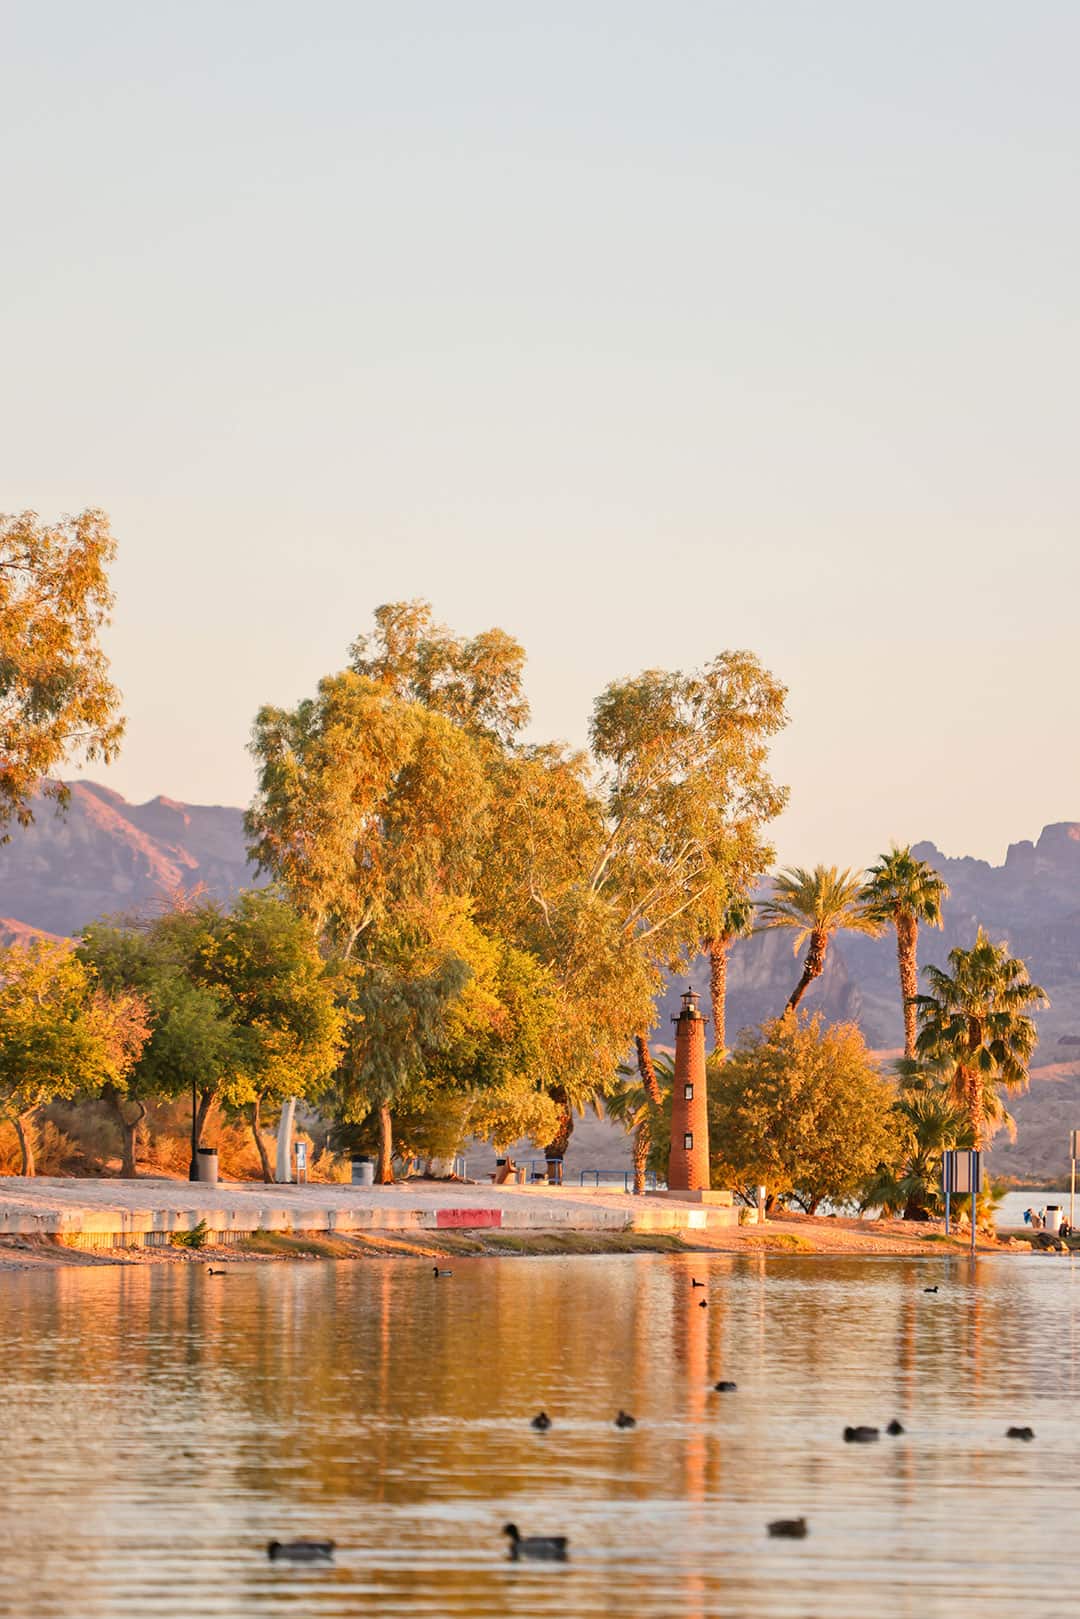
[352,1156,375,1188]
[545,1155,564,1186]
[196,1147,219,1186]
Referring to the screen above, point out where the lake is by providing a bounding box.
[2,1252,1079,1618]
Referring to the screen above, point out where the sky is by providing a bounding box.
[2,2,1077,871]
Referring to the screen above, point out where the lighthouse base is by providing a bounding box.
[653,1189,734,1206]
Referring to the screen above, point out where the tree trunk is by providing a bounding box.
[635,1033,663,1106]
[195,1086,217,1147]
[103,1084,146,1178]
[249,1097,275,1184]
[376,1104,394,1184]
[543,1084,574,1157]
[631,1116,650,1194]
[787,929,827,1012]
[12,1111,35,1176]
[896,911,920,1061]
[708,940,728,1055]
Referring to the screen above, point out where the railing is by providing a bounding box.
[579,1168,661,1193]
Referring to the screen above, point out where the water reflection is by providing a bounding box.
[1,1252,1078,1617]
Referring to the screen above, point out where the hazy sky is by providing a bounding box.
[3,3,1077,870]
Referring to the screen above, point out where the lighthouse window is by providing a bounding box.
[684,1132,693,1151]
[684,1083,694,1100]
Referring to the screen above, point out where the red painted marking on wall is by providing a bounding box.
[436,1207,502,1229]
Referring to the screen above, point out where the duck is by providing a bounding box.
[923,1285,939,1294]
[713,1380,737,1393]
[767,1517,808,1539]
[207,1267,228,1277]
[530,1411,553,1430]
[433,1267,452,1278]
[1006,1425,1035,1441]
[614,1410,636,1429]
[843,1425,880,1443]
[503,1523,568,1561]
[698,1298,708,1309]
[691,1278,705,1288]
[267,1539,335,1562]
[886,1419,905,1436]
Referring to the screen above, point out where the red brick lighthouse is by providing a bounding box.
[667,986,710,1193]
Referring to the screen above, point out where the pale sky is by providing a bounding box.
[3,2,1077,870]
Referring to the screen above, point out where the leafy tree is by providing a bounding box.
[608,1052,673,1193]
[758,865,881,1013]
[81,892,343,1180]
[349,598,529,745]
[861,845,949,1058]
[860,1072,969,1220]
[0,938,147,1174]
[0,509,124,832]
[708,1015,902,1212]
[914,928,1048,1145]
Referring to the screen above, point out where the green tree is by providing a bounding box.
[608,1052,673,1193]
[709,1015,901,1212]
[914,928,1048,1145]
[0,509,124,832]
[861,845,949,1059]
[0,938,147,1174]
[758,865,881,1013]
[860,1072,969,1220]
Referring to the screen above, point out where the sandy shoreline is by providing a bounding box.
[0,1206,1029,1270]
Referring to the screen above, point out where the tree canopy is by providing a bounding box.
[0,509,124,832]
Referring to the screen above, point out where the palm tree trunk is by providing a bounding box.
[12,1111,35,1176]
[708,940,728,1055]
[376,1104,394,1184]
[635,1033,662,1106]
[631,1116,650,1194]
[543,1084,574,1157]
[249,1096,275,1184]
[787,930,827,1012]
[896,912,919,1060]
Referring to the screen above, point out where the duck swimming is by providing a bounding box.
[530,1411,553,1430]
[843,1425,880,1443]
[886,1419,904,1436]
[767,1518,808,1539]
[713,1380,737,1392]
[614,1410,636,1428]
[1006,1425,1035,1441]
[503,1524,568,1561]
[433,1267,452,1277]
[267,1540,334,1562]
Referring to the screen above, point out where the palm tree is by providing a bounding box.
[758,865,882,1013]
[703,893,754,1055]
[862,846,949,1060]
[914,929,1048,1146]
[609,1054,673,1193]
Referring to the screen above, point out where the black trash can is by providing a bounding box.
[196,1146,219,1187]
[545,1155,564,1186]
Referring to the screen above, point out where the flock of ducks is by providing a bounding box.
[262,1269,1036,1567]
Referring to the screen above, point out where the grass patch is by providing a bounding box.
[170,1220,209,1250]
[741,1231,815,1252]
[236,1229,365,1260]
[479,1230,688,1256]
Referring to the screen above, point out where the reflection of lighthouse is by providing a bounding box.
[667,986,710,1192]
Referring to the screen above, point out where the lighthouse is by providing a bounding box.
[667,985,710,1193]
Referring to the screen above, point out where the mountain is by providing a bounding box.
[0,782,261,936]
[5,786,1080,1179]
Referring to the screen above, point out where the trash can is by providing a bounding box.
[1045,1205,1063,1234]
[196,1147,219,1186]
[351,1155,375,1188]
[545,1155,564,1186]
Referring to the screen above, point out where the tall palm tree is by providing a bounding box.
[914,929,1048,1146]
[758,865,881,1013]
[861,846,949,1060]
[703,893,754,1055]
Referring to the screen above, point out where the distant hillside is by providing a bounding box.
[0,782,261,936]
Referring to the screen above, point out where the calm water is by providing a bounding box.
[3,1253,1080,1618]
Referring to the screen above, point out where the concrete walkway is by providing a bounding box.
[0,1176,739,1246]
